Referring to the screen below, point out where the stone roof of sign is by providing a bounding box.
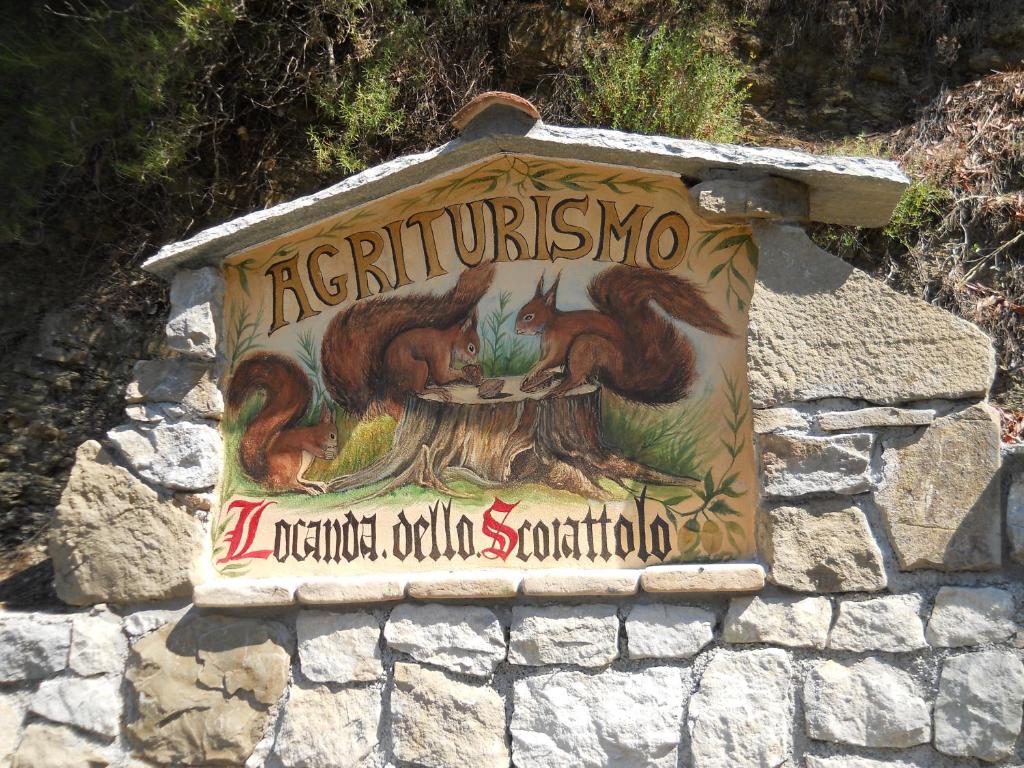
[143,99,909,277]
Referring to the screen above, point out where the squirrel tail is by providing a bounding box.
[588,266,734,403]
[321,263,494,415]
[226,352,312,482]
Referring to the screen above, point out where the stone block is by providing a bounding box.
[384,604,504,678]
[520,568,640,596]
[875,405,1002,571]
[296,575,405,604]
[759,501,886,592]
[827,595,926,652]
[126,358,224,419]
[274,684,381,767]
[123,606,189,639]
[296,610,382,683]
[51,441,202,605]
[817,407,934,431]
[753,407,807,434]
[640,563,765,593]
[512,667,688,768]
[29,674,122,739]
[192,578,297,608]
[688,649,794,768]
[625,604,715,659]
[125,613,291,765]
[1009,474,1024,564]
[0,613,69,682]
[803,658,931,747]
[391,662,509,768]
[759,432,874,497]
[748,223,995,407]
[925,585,1016,647]
[934,650,1024,762]
[806,758,917,768]
[509,604,618,666]
[165,267,222,359]
[11,722,109,768]
[69,612,128,676]
[691,176,809,221]
[107,417,220,492]
[723,595,832,649]
[406,569,521,599]
[0,692,27,765]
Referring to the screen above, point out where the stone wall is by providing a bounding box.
[3,198,1023,765]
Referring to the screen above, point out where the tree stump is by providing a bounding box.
[328,375,699,500]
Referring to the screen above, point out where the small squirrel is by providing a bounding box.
[226,352,338,494]
[515,265,734,401]
[321,264,494,418]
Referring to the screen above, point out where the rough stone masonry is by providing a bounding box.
[4,98,1022,767]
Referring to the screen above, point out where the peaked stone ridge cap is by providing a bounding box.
[144,119,908,278]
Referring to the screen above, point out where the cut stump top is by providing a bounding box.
[418,374,597,405]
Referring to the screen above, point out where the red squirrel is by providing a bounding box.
[226,353,338,494]
[322,263,493,418]
[515,265,734,401]
[227,265,493,491]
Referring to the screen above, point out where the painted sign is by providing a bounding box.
[217,155,758,578]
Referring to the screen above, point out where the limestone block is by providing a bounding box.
[296,610,381,683]
[0,613,69,682]
[520,568,640,596]
[50,441,202,605]
[817,407,935,431]
[0,692,27,765]
[126,358,224,419]
[123,606,189,639]
[625,604,715,659]
[691,176,809,221]
[384,604,504,678]
[759,432,874,497]
[512,667,688,768]
[11,722,109,768]
[125,613,291,765]
[1009,474,1024,563]
[192,578,296,608]
[748,223,994,407]
[274,684,381,768]
[391,662,509,768]
[875,405,1002,571]
[296,575,405,604]
[806,758,917,768]
[69,612,128,677]
[803,658,931,747]
[107,416,220,492]
[165,267,222,359]
[405,569,521,599]
[759,501,886,592]
[688,649,794,768]
[925,585,1016,647]
[934,650,1024,762]
[29,675,122,739]
[753,407,807,434]
[639,563,765,593]
[827,595,927,652]
[723,595,832,649]
[509,604,618,666]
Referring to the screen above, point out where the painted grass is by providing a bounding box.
[478,291,539,377]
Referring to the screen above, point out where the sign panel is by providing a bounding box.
[217,155,758,578]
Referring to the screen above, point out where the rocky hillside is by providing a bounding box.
[1,0,1021,590]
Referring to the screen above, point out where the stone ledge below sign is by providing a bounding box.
[192,564,766,607]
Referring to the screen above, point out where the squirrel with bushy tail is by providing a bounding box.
[226,264,494,491]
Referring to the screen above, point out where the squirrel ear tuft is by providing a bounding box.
[544,272,561,305]
[319,403,331,423]
[461,311,476,331]
[535,273,545,297]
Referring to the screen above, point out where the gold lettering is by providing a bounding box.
[307,244,348,306]
[346,230,393,299]
[265,253,320,334]
[383,220,412,288]
[406,209,448,279]
[486,196,532,261]
[550,196,592,260]
[646,212,690,270]
[531,195,553,261]
[445,202,487,267]
[595,200,652,265]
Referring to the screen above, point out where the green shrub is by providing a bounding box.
[575,24,749,142]
[884,177,951,248]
